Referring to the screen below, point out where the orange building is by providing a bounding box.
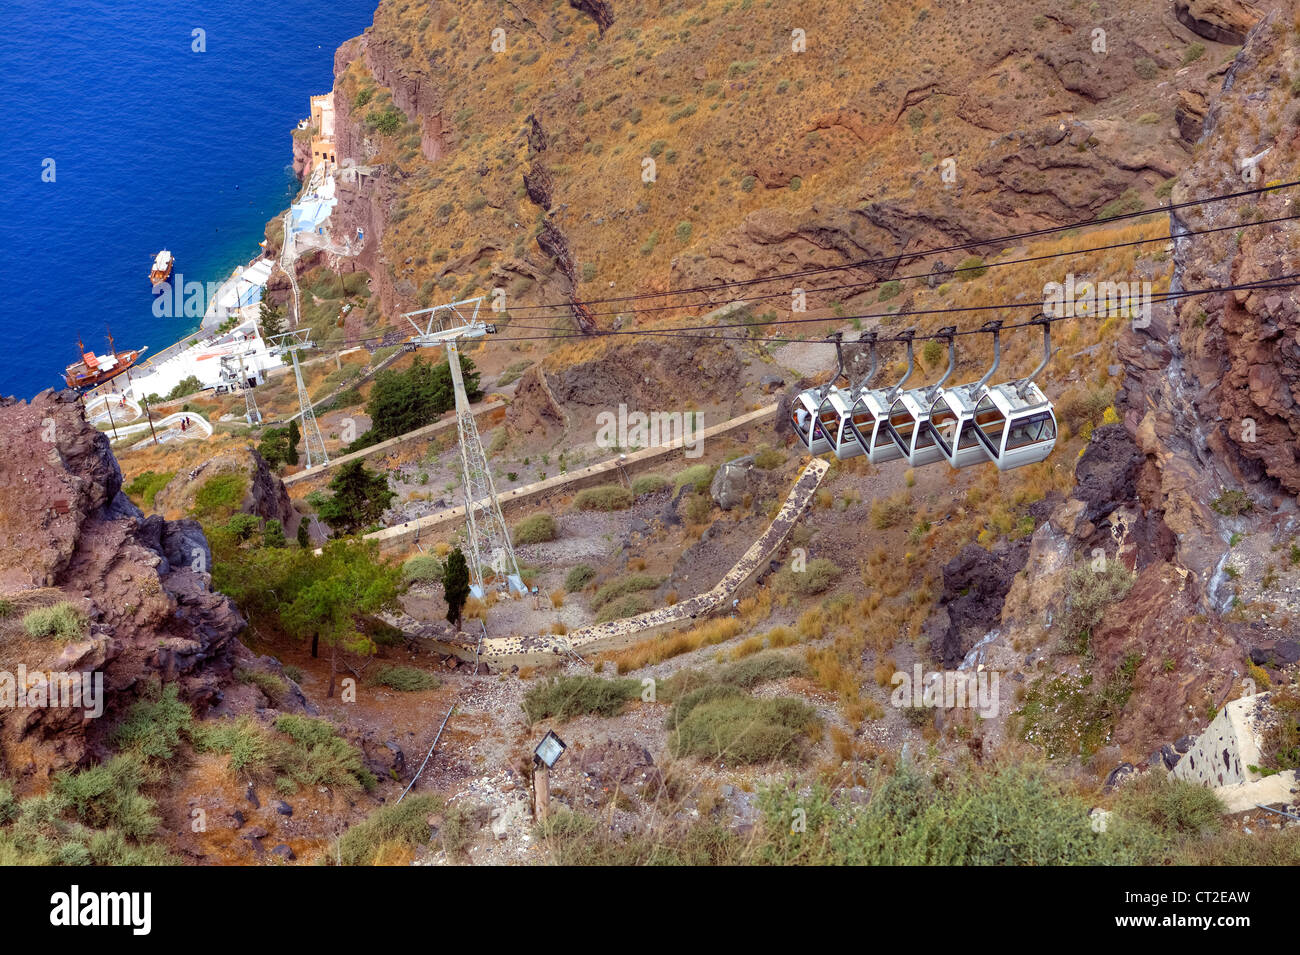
[307,93,337,174]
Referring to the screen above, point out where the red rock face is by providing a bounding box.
[1166,12,1300,497]
[0,390,245,781]
[1175,0,1264,44]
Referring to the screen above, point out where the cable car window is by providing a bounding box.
[957,421,981,449]
[1005,412,1054,450]
[889,405,915,440]
[974,395,1005,444]
[930,404,958,454]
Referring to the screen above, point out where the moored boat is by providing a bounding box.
[150,250,174,285]
[64,332,148,390]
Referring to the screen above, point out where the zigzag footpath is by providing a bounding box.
[390,454,830,668]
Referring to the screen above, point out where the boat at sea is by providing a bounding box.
[150,250,174,285]
[64,332,148,390]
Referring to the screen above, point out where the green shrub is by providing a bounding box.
[514,513,558,545]
[591,575,662,610]
[165,376,203,401]
[263,519,287,548]
[190,717,272,773]
[673,463,715,493]
[237,667,290,707]
[1097,189,1144,220]
[717,652,806,689]
[192,473,248,520]
[1134,56,1158,79]
[574,485,634,511]
[369,665,440,692]
[335,794,440,865]
[22,602,87,641]
[595,593,653,623]
[111,684,191,762]
[367,105,405,135]
[271,715,377,792]
[53,756,159,841]
[224,513,260,542]
[123,470,175,509]
[1058,561,1136,651]
[877,280,901,302]
[565,564,597,592]
[752,447,784,470]
[631,474,669,495]
[955,256,987,280]
[668,695,817,763]
[779,558,841,596]
[684,493,712,523]
[1114,774,1222,837]
[522,675,641,723]
[1210,489,1253,517]
[402,554,445,585]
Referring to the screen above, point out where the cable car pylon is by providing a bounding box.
[401,297,522,599]
[267,329,328,469]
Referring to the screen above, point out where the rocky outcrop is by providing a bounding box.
[0,391,245,780]
[930,540,1030,668]
[569,0,614,36]
[1174,89,1209,144]
[1174,0,1263,43]
[153,447,295,530]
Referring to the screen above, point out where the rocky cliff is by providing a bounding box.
[286,0,1267,345]
[0,391,246,781]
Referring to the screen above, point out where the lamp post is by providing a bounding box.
[141,395,159,446]
[532,730,566,823]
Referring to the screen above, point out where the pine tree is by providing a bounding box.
[316,461,395,535]
[287,419,301,466]
[259,300,286,341]
[443,547,471,630]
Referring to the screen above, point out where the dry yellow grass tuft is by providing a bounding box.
[602,617,744,673]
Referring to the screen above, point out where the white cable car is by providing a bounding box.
[927,319,1004,470]
[880,326,956,468]
[845,329,914,465]
[790,332,849,456]
[790,388,834,455]
[969,317,1058,470]
[814,332,877,460]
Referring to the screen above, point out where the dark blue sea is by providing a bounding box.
[0,0,377,399]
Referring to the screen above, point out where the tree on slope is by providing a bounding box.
[443,547,471,631]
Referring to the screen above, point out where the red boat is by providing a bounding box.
[64,331,148,390]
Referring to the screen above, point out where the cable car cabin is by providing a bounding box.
[790,389,834,456]
[814,390,865,460]
[882,391,946,467]
[926,385,994,470]
[968,383,1058,470]
[846,390,904,465]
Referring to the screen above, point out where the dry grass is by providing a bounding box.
[602,617,744,673]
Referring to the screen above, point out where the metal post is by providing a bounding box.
[534,764,550,823]
[142,397,159,446]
